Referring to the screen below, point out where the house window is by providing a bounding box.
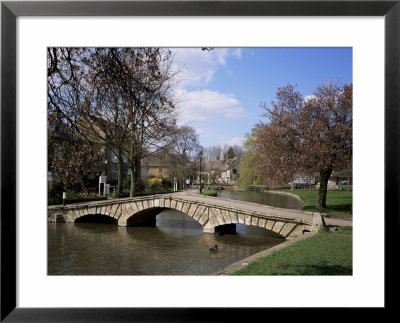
[111,171,117,180]
[159,168,163,174]
[142,167,147,173]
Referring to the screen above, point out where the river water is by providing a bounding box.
[217,190,303,211]
[48,190,302,275]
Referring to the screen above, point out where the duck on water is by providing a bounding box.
[209,245,218,253]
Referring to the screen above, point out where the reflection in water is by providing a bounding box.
[217,190,303,210]
[48,191,301,275]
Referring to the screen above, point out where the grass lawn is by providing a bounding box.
[231,227,353,275]
[201,189,218,197]
[277,188,352,219]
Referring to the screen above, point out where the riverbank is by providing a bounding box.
[212,232,316,275]
[270,188,352,219]
[216,189,353,275]
[190,189,352,275]
[227,226,352,275]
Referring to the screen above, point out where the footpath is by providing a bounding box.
[173,190,352,227]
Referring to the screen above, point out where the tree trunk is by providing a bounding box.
[182,164,185,189]
[130,169,134,198]
[317,169,332,210]
[79,177,87,194]
[117,148,123,198]
[133,155,143,194]
[129,156,143,197]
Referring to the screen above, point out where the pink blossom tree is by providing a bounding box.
[257,81,352,210]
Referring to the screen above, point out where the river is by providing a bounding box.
[48,190,302,275]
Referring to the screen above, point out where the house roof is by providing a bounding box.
[203,157,238,174]
[142,155,169,167]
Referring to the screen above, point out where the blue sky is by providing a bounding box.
[171,48,352,148]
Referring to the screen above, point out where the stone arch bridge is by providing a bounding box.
[48,192,328,239]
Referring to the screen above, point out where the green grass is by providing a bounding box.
[201,189,218,197]
[276,188,352,219]
[231,227,352,275]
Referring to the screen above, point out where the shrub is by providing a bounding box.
[123,177,131,190]
[146,177,163,193]
[48,180,64,205]
[162,177,173,189]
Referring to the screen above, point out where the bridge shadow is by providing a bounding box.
[75,214,117,224]
[126,207,168,227]
[235,224,284,238]
[302,203,352,214]
[155,210,203,231]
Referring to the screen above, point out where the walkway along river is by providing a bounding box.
[48,190,303,275]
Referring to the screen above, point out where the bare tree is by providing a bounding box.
[204,145,223,161]
[48,48,104,192]
[121,48,179,196]
[166,126,200,188]
[78,48,134,197]
[231,144,245,161]
[49,48,180,198]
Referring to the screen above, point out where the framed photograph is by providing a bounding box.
[1,0,398,321]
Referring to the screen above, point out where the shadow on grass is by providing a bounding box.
[328,203,352,210]
[302,204,352,213]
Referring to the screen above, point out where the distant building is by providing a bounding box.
[292,169,352,190]
[202,157,239,185]
[102,153,171,184]
[141,155,171,178]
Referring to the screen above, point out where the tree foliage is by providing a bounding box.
[257,81,352,209]
[238,127,262,188]
[224,146,235,160]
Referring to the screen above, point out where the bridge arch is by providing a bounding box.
[124,207,168,227]
[75,213,117,224]
[116,197,205,227]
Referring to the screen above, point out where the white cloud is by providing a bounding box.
[194,128,203,135]
[224,136,245,147]
[215,48,230,65]
[176,89,247,123]
[304,94,316,102]
[171,48,242,87]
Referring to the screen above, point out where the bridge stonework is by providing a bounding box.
[48,194,321,239]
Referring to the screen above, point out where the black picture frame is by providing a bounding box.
[1,1,398,321]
